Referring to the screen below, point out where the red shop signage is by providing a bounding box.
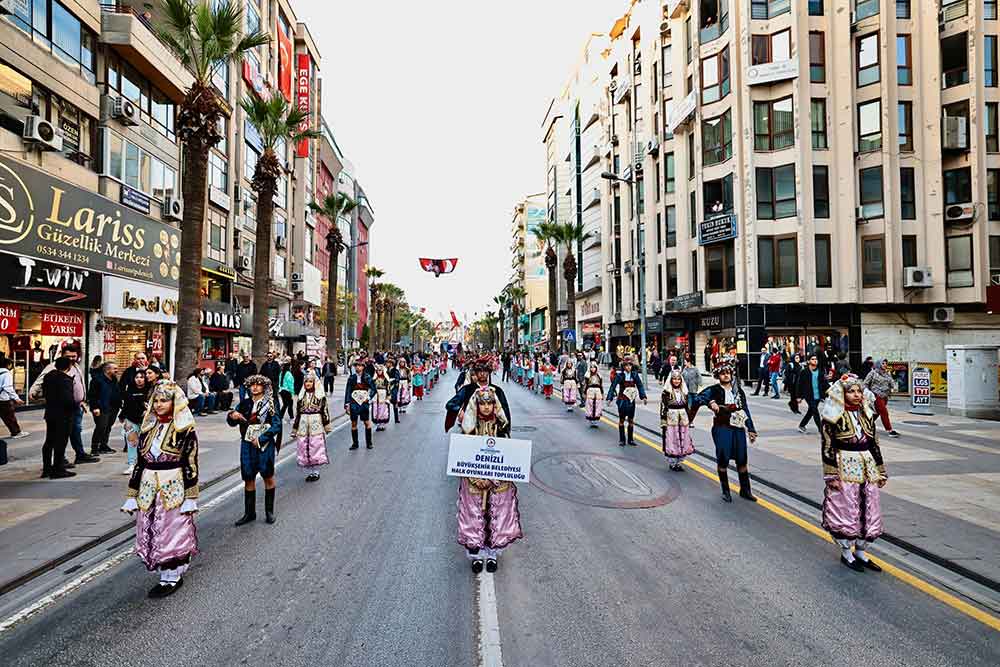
[0,304,19,334]
[295,53,311,158]
[41,310,85,337]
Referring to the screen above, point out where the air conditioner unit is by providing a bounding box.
[237,254,252,271]
[646,138,660,155]
[290,271,303,282]
[903,266,934,289]
[659,21,671,35]
[652,301,664,314]
[275,235,287,249]
[291,280,303,293]
[611,134,619,146]
[609,79,618,92]
[111,95,141,126]
[942,116,968,150]
[944,202,975,223]
[22,115,62,151]
[163,195,183,221]
[930,307,954,324]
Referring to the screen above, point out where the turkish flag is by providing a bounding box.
[450,311,461,328]
[419,258,458,276]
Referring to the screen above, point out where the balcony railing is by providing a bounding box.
[942,67,969,88]
[100,2,185,63]
[699,13,729,45]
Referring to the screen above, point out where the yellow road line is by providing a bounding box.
[595,414,1000,632]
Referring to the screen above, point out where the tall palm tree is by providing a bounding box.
[506,286,526,349]
[159,0,269,374]
[241,93,319,364]
[309,192,358,364]
[492,294,507,349]
[558,222,592,352]
[532,221,561,354]
[383,284,405,350]
[364,265,384,350]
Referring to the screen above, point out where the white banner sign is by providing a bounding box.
[446,433,532,483]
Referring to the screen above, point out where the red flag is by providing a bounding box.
[419,258,458,276]
[450,311,461,328]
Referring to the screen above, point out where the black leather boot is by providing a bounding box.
[738,471,758,502]
[264,487,276,524]
[718,469,733,503]
[349,429,359,450]
[618,424,626,446]
[365,427,374,449]
[234,490,256,526]
[627,423,635,446]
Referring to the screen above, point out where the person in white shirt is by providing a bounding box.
[185,368,216,415]
[0,358,28,438]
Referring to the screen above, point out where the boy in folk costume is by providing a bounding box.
[454,362,521,573]
[120,380,199,598]
[560,360,579,412]
[292,372,332,482]
[540,361,554,399]
[606,356,647,447]
[661,369,694,471]
[228,375,283,525]
[583,362,604,427]
[371,365,392,432]
[395,358,412,413]
[344,358,376,450]
[820,374,887,572]
[387,360,403,424]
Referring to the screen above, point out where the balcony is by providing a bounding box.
[584,188,602,211]
[666,90,697,134]
[942,67,969,88]
[666,0,689,19]
[612,75,631,106]
[746,59,798,86]
[699,3,729,45]
[584,144,602,170]
[100,2,193,102]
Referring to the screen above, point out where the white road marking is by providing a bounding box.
[478,572,504,667]
[0,418,352,635]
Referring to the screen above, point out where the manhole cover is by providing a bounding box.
[901,420,939,427]
[531,452,680,509]
[510,425,538,432]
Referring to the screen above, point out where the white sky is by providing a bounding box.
[295,0,616,323]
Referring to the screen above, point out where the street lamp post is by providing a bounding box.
[602,170,647,387]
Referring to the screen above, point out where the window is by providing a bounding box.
[702,110,733,166]
[664,153,675,193]
[692,250,699,291]
[751,0,791,19]
[246,0,261,36]
[685,18,692,64]
[274,172,287,209]
[896,0,910,18]
[990,235,1000,284]
[707,240,736,292]
[756,165,796,220]
[667,260,678,298]
[636,177,645,216]
[699,0,730,44]
[304,226,314,263]
[897,35,912,85]
[656,212,663,250]
[662,45,673,86]
[988,0,999,20]
[212,62,229,98]
[902,235,917,268]
[751,29,791,66]
[989,170,1000,220]
[688,134,695,178]
[700,47,730,104]
[859,166,885,219]
[900,167,916,220]
[753,97,794,151]
[657,264,663,300]
[987,103,1000,153]
[758,235,798,288]
[809,32,826,83]
[855,0,879,21]
[8,1,96,83]
[209,152,228,192]
[103,129,176,201]
[815,235,832,288]
[862,236,886,288]
[858,100,882,152]
[244,145,259,182]
[941,33,969,88]
[274,254,286,280]
[703,173,734,219]
[665,206,677,248]
[857,33,880,87]
[654,158,661,201]
[898,102,913,151]
[809,0,824,15]
[274,213,287,240]
[689,191,698,237]
[813,166,830,218]
[946,235,974,287]
[944,167,973,205]
[207,208,226,262]
[988,36,999,87]
[811,99,828,149]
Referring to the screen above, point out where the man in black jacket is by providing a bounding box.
[260,352,282,412]
[88,362,121,455]
[117,352,148,393]
[796,353,831,434]
[234,353,257,402]
[209,363,234,411]
[42,357,77,479]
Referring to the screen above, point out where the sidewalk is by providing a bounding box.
[587,367,1000,585]
[0,378,350,595]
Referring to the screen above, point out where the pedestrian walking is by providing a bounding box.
[661,370,694,471]
[796,354,831,434]
[396,358,412,412]
[582,362,604,427]
[119,380,200,597]
[278,362,296,422]
[31,343,98,465]
[575,353,588,406]
[87,361,121,456]
[40,356,76,479]
[292,372,331,482]
[540,361,554,399]
[606,356,647,447]
[752,347,769,396]
[344,358,376,450]
[767,349,783,398]
[228,375,283,525]
[681,356,702,410]
[118,369,150,476]
[0,358,28,438]
[260,352,282,414]
[820,374,887,572]
[860,356,875,379]
[784,353,802,414]
[321,355,337,395]
[863,359,900,437]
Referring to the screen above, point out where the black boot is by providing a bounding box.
[718,469,732,503]
[738,471,758,502]
[235,490,256,526]
[618,424,626,446]
[349,429,359,450]
[627,423,635,446]
[365,427,374,449]
[264,487,276,524]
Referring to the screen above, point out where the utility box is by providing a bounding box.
[945,345,1000,420]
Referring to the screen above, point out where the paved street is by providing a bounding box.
[1,375,997,666]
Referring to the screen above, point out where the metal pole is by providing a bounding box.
[632,179,648,387]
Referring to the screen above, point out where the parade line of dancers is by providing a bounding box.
[117,346,886,597]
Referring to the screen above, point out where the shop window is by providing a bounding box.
[701,109,732,166]
[751,29,791,66]
[813,165,830,218]
[989,169,1000,220]
[815,235,832,288]
[667,260,678,299]
[103,129,176,201]
[862,236,886,288]
[858,100,882,152]
[941,33,969,89]
[706,240,735,292]
[989,235,1000,284]
[700,47,730,104]
[987,103,1000,153]
[666,205,677,248]
[757,235,798,288]
[902,235,918,268]
[859,166,884,219]
[897,35,912,85]
[753,96,794,151]
[900,167,916,220]
[857,33,880,87]
[943,167,973,205]
[809,32,826,83]
[811,99,828,150]
[7,0,96,83]
[756,164,796,220]
[703,173,734,219]
[946,234,974,287]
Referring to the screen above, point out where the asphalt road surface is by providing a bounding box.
[1,379,998,666]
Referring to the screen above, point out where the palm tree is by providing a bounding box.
[159,0,269,374]
[506,286,526,350]
[364,266,384,350]
[241,93,319,364]
[309,192,358,364]
[558,222,592,352]
[493,294,507,349]
[383,284,406,350]
[532,221,561,354]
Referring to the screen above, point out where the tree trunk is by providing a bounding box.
[564,250,578,353]
[325,247,340,365]
[545,247,558,354]
[174,138,211,377]
[251,175,277,366]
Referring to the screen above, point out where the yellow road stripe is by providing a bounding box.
[594,414,1000,632]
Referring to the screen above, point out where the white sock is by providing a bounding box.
[854,540,870,562]
[836,539,854,562]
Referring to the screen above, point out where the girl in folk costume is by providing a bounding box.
[525,357,536,392]
[540,361,554,399]
[412,362,425,400]
[583,362,604,426]
[292,372,331,482]
[820,374,887,572]
[396,359,412,412]
[660,370,694,471]
[560,360,579,412]
[120,380,199,598]
[371,365,392,431]
[227,375,283,525]
[515,355,525,385]
[455,381,522,573]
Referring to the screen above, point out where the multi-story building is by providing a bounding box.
[589,0,1000,386]
[509,194,548,349]
[540,98,572,346]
